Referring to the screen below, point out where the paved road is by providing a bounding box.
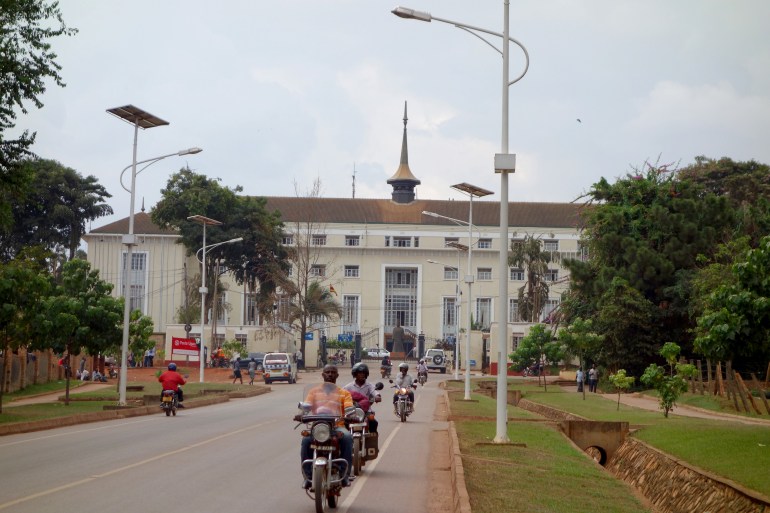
[0,370,450,513]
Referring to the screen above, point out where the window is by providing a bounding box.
[345,235,360,247]
[443,266,458,280]
[385,236,390,247]
[393,236,411,247]
[543,240,559,252]
[509,298,521,322]
[478,238,492,249]
[342,295,359,331]
[310,264,326,277]
[287,265,293,277]
[475,298,492,330]
[282,234,293,245]
[511,335,524,352]
[121,251,147,313]
[477,268,492,280]
[509,268,524,281]
[545,269,559,282]
[414,237,419,248]
[245,293,259,325]
[542,299,560,322]
[442,297,457,332]
[344,265,359,278]
[311,234,327,246]
[444,237,459,246]
[215,294,228,323]
[235,333,247,350]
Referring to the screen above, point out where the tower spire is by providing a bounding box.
[387,101,420,203]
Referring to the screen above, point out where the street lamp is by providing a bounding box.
[187,215,243,383]
[107,104,202,406]
[393,1,529,442]
[426,257,462,380]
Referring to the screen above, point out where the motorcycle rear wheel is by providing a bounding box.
[352,438,361,476]
[313,468,327,513]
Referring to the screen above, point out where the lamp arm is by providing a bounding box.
[120,153,176,193]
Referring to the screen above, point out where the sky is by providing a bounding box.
[13,0,770,234]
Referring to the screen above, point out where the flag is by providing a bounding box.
[329,285,337,296]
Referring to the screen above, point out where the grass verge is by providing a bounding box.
[445,381,651,513]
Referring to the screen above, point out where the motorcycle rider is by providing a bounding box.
[380,354,392,377]
[416,359,428,384]
[299,364,355,489]
[392,362,415,411]
[343,363,380,434]
[158,362,186,407]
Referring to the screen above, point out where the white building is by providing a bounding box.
[83,106,583,371]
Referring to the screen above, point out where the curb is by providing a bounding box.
[442,386,473,513]
[0,387,270,436]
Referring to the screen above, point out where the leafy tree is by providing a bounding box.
[694,236,770,369]
[0,259,50,410]
[558,317,603,399]
[608,369,634,411]
[127,309,154,364]
[508,234,554,322]
[40,259,121,404]
[0,0,77,228]
[640,342,696,418]
[508,324,564,391]
[0,159,112,261]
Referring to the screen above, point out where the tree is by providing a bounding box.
[694,236,770,369]
[127,310,154,364]
[0,1,77,228]
[558,317,603,400]
[508,234,554,322]
[508,324,563,391]
[40,259,121,404]
[0,259,50,411]
[0,159,112,261]
[287,281,342,362]
[608,369,635,411]
[640,342,696,418]
[152,168,287,327]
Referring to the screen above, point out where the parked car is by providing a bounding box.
[366,347,390,358]
[236,352,266,372]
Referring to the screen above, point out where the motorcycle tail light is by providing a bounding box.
[312,423,332,443]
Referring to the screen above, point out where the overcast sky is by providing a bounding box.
[14,0,770,233]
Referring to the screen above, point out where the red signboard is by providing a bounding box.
[172,337,199,356]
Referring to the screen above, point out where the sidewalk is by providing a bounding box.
[561,384,770,426]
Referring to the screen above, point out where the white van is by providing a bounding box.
[262,352,298,384]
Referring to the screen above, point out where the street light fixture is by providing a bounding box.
[426,258,462,380]
[107,105,202,406]
[393,1,529,442]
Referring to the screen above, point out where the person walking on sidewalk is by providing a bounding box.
[588,365,598,393]
[248,358,257,385]
[232,357,243,384]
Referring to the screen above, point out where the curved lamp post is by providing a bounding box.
[393,1,529,443]
[188,214,243,383]
[426,258,462,380]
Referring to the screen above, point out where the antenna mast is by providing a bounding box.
[352,163,356,198]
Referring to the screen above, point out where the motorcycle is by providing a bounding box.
[380,365,392,379]
[160,389,178,417]
[349,382,384,476]
[296,385,362,513]
[390,380,418,423]
[417,371,427,386]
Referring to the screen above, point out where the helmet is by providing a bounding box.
[351,363,369,378]
[398,362,408,371]
[419,359,425,364]
[168,363,177,371]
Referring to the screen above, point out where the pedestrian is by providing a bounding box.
[79,356,86,376]
[143,349,150,367]
[232,357,243,384]
[588,364,598,393]
[576,367,584,392]
[148,346,155,367]
[248,357,257,385]
[295,349,303,370]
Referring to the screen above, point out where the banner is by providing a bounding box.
[172,337,199,356]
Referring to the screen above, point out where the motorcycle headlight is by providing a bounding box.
[312,422,332,443]
[400,387,407,394]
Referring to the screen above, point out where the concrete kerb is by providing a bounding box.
[0,386,270,437]
[441,385,473,513]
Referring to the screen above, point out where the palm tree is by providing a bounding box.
[509,234,556,322]
[288,281,343,365]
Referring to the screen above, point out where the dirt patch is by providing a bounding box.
[125,366,241,383]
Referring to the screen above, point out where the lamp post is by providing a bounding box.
[423,181,491,402]
[107,105,202,406]
[393,1,529,442]
[426,257,462,380]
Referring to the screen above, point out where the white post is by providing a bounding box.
[198,224,208,383]
[464,194,474,400]
[495,0,512,443]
